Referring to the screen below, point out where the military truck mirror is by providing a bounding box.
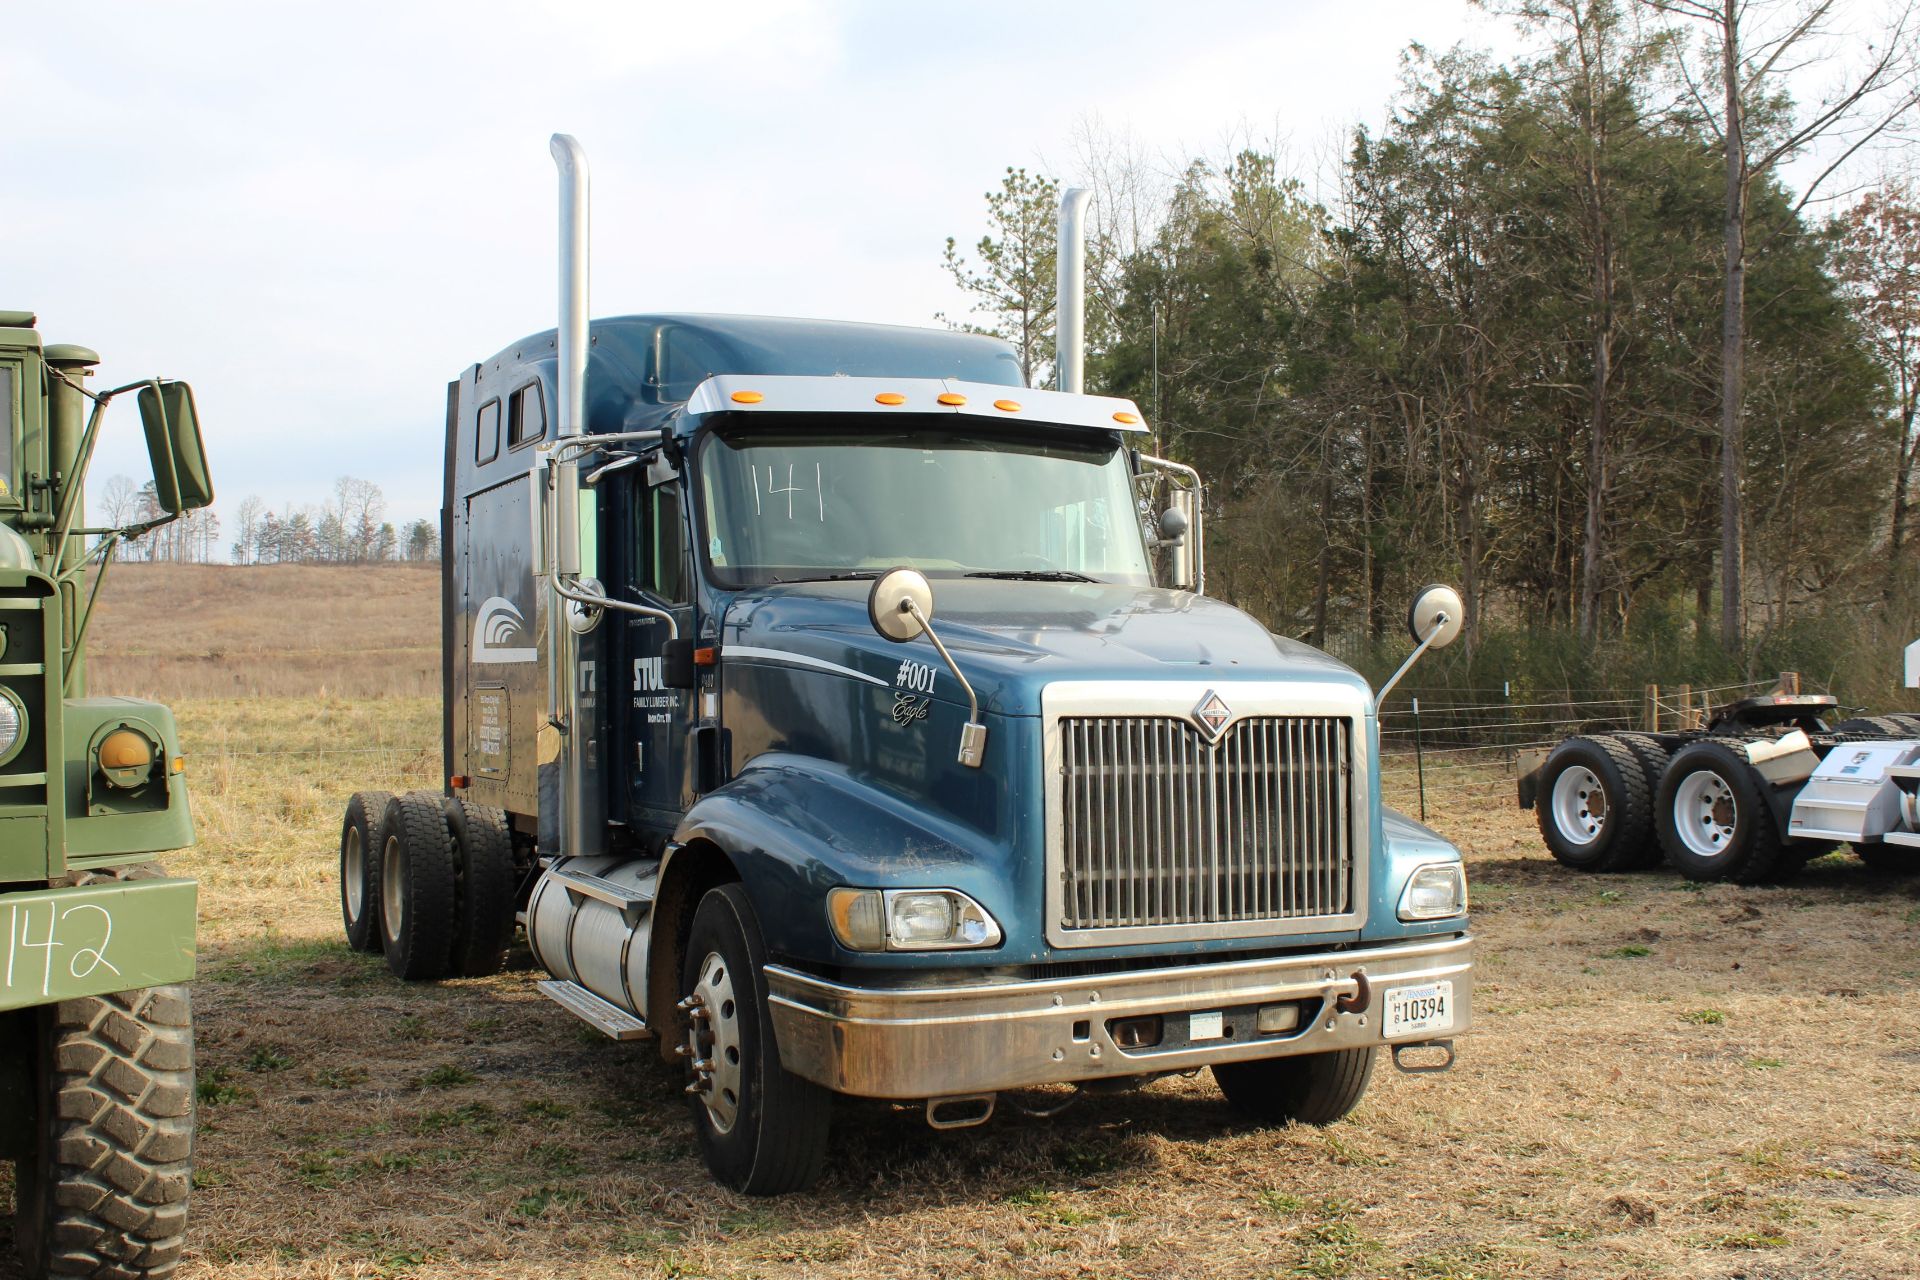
[1157,506,1189,543]
[661,639,699,689]
[136,381,214,513]
[1407,584,1464,649]
[868,567,933,643]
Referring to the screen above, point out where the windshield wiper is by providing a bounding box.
[964,569,1099,582]
[771,571,879,584]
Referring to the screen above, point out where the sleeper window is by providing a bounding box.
[508,383,546,448]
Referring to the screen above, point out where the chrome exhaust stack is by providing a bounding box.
[546,133,601,860]
[1054,187,1091,394]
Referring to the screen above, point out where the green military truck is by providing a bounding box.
[0,309,212,1278]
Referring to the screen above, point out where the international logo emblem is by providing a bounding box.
[472,596,538,665]
[1192,690,1232,741]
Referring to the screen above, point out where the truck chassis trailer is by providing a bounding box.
[1520,693,1920,882]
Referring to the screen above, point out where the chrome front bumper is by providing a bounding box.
[764,933,1472,1099]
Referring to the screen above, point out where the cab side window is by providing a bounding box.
[508,382,546,448]
[640,481,690,603]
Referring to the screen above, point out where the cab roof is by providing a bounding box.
[477,313,1028,437]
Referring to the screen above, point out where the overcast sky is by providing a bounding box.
[0,1,1889,551]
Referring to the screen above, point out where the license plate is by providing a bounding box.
[1189,1010,1224,1041]
[1383,981,1453,1039]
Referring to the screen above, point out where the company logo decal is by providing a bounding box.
[1192,690,1233,741]
[472,596,538,665]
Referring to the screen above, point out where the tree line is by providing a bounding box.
[96,474,437,565]
[943,0,1920,688]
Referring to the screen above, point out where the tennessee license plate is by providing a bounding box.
[1383,980,1453,1039]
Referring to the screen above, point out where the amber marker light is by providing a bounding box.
[171,757,186,775]
[994,399,1022,413]
[874,392,907,406]
[99,729,153,771]
[1114,411,1142,425]
[694,646,719,666]
[936,392,967,406]
[730,390,765,404]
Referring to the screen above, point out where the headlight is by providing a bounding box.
[826,887,1004,951]
[1398,862,1467,921]
[0,687,25,768]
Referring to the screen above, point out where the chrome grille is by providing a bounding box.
[1058,715,1354,930]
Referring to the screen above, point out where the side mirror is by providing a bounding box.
[868,567,934,643]
[136,381,214,513]
[1407,583,1464,649]
[1162,488,1198,592]
[1157,506,1189,543]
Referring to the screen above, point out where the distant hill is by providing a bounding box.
[86,563,440,700]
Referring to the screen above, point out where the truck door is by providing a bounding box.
[622,467,696,833]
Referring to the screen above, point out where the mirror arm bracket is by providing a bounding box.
[904,599,987,768]
[1376,611,1450,708]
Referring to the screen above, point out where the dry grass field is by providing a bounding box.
[4,564,1918,1279]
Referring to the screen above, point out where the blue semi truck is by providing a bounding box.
[337,138,1474,1194]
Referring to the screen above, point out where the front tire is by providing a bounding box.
[1536,735,1652,872]
[1656,739,1788,883]
[13,987,194,1279]
[680,884,830,1195]
[1213,1047,1377,1126]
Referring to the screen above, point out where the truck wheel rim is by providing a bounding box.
[381,834,406,944]
[1675,771,1737,857]
[692,951,743,1136]
[1550,766,1607,845]
[345,828,366,919]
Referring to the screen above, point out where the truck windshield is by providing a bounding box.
[697,422,1152,587]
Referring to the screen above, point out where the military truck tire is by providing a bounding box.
[1213,1047,1377,1126]
[442,798,517,977]
[378,793,458,981]
[1609,733,1673,869]
[1656,739,1789,883]
[1535,735,1651,872]
[12,986,194,1280]
[1853,842,1918,874]
[680,883,830,1196]
[339,790,394,953]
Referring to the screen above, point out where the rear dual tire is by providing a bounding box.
[1655,739,1797,884]
[1536,735,1655,872]
[344,790,516,981]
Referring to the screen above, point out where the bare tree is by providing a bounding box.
[98,474,140,529]
[231,495,263,564]
[1644,0,1920,648]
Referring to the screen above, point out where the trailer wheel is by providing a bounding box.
[679,883,830,1195]
[1655,739,1789,883]
[1214,1047,1377,1126]
[1609,733,1673,869]
[1853,842,1919,875]
[378,792,458,981]
[1535,735,1651,872]
[339,790,394,953]
[443,797,517,977]
[12,986,194,1280]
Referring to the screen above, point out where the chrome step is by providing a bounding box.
[537,979,649,1041]
[549,865,655,914]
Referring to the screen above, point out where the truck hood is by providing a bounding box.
[718,580,1374,717]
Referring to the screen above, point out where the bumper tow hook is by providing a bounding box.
[1334,971,1372,1016]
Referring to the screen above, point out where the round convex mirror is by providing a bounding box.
[1407,583,1464,649]
[868,567,934,643]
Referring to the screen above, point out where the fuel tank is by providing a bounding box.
[525,856,659,1021]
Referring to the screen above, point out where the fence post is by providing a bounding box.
[1678,684,1694,730]
[1644,684,1660,732]
[1778,670,1800,695]
[1413,696,1427,824]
